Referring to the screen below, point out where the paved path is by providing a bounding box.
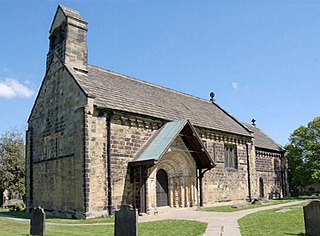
[138,201,308,236]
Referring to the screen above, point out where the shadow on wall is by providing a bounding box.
[121,164,152,214]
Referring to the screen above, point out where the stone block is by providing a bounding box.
[30,206,46,236]
[304,200,320,236]
[115,205,138,236]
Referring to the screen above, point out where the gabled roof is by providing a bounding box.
[70,65,252,137]
[49,5,86,33]
[58,4,83,20]
[130,119,215,169]
[243,123,284,152]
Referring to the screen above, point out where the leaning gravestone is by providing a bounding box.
[30,206,46,236]
[303,200,320,236]
[115,205,138,236]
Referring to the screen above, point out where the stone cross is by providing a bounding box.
[303,200,320,236]
[115,205,138,236]
[30,206,46,236]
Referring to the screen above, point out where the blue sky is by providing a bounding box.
[0,0,319,145]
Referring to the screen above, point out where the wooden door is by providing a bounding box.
[156,169,169,207]
[259,178,264,198]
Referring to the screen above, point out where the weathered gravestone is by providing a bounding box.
[30,206,46,236]
[303,200,320,236]
[115,205,138,236]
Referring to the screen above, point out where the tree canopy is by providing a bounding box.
[0,129,25,198]
[285,116,320,192]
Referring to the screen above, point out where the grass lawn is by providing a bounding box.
[0,216,207,236]
[200,199,295,212]
[239,202,307,236]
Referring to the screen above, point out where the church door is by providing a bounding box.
[259,178,264,198]
[156,169,169,207]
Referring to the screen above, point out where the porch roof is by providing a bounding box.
[130,119,215,169]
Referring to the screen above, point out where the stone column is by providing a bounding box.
[180,177,184,207]
[169,177,174,207]
[192,180,197,206]
[175,177,179,207]
[185,177,190,207]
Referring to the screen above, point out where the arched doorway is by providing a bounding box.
[156,169,169,207]
[259,178,264,198]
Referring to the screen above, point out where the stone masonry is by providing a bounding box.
[26,5,288,219]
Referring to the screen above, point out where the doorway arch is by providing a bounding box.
[259,178,264,198]
[156,169,169,207]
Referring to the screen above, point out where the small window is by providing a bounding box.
[224,145,238,169]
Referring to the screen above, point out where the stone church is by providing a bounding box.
[26,5,288,219]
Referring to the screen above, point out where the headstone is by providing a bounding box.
[30,206,46,236]
[251,199,262,205]
[303,201,320,236]
[115,205,138,236]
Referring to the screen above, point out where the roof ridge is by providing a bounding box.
[88,64,214,105]
[242,122,284,150]
[58,4,82,18]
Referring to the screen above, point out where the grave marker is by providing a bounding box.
[30,206,46,236]
[303,200,320,236]
[115,205,138,236]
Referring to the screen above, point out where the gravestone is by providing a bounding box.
[303,200,320,236]
[115,205,138,236]
[30,206,46,236]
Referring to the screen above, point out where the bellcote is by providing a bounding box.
[46,5,88,72]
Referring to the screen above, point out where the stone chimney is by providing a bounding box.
[46,5,88,72]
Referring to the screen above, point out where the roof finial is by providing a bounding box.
[209,92,215,103]
[251,118,256,126]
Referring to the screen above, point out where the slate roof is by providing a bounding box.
[243,123,284,152]
[70,65,252,137]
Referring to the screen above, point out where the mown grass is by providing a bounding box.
[200,199,295,212]
[0,216,207,236]
[239,202,307,236]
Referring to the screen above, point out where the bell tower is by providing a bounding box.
[46,5,88,72]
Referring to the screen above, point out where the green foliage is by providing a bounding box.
[0,129,25,198]
[285,116,320,191]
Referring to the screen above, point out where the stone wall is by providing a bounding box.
[198,130,253,205]
[110,118,155,209]
[27,59,87,218]
[254,150,283,198]
[84,112,158,216]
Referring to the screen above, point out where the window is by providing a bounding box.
[224,145,238,169]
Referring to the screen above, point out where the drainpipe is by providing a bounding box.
[246,143,252,202]
[199,169,203,207]
[280,153,285,197]
[107,111,115,215]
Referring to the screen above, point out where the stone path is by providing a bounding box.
[138,200,308,236]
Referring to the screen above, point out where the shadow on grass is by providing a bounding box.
[284,233,306,236]
[0,210,30,219]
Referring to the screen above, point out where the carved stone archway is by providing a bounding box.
[154,150,197,208]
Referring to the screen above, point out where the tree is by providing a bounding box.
[0,129,25,200]
[285,116,320,193]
